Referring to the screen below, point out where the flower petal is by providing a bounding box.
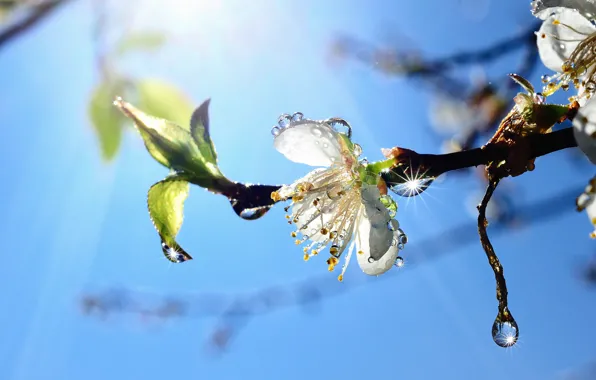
[536,8,596,72]
[355,185,399,276]
[573,97,596,164]
[532,1,596,21]
[274,119,343,167]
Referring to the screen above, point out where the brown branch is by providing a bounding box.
[387,127,577,179]
[0,0,72,52]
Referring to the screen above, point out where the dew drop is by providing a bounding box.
[533,93,546,104]
[397,242,405,250]
[387,219,399,231]
[323,142,329,149]
[277,114,292,128]
[367,257,375,263]
[398,233,408,245]
[325,117,352,138]
[353,144,363,156]
[238,207,270,220]
[394,256,404,268]
[492,319,519,348]
[389,177,434,197]
[311,126,323,138]
[161,241,188,263]
[291,112,304,122]
[541,75,549,84]
[271,126,281,136]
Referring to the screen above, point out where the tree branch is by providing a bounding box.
[0,0,72,52]
[389,127,578,179]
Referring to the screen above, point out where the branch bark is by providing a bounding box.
[392,127,577,179]
[0,0,72,52]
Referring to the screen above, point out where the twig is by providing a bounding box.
[477,178,509,313]
[0,0,72,52]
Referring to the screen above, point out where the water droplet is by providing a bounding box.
[311,126,323,138]
[326,186,342,200]
[533,93,546,104]
[541,75,549,84]
[237,206,271,220]
[323,143,329,148]
[271,126,281,136]
[367,257,375,263]
[387,219,399,231]
[394,256,404,268]
[398,233,408,245]
[161,241,190,263]
[353,144,363,156]
[559,43,566,51]
[325,117,352,138]
[330,244,340,257]
[389,177,434,197]
[277,114,292,128]
[492,319,519,348]
[291,112,304,122]
[586,81,596,93]
[397,242,405,250]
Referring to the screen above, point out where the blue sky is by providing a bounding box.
[1,0,595,379]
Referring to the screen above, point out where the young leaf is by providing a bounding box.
[147,176,192,263]
[113,97,214,177]
[137,79,194,127]
[89,82,124,160]
[190,99,219,173]
[116,31,166,56]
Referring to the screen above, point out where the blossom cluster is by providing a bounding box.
[532,0,596,235]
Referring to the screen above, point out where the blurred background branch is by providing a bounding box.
[80,183,592,353]
[0,0,72,51]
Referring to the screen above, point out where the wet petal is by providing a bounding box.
[355,185,398,276]
[573,97,596,164]
[274,119,343,167]
[532,1,596,21]
[536,8,595,72]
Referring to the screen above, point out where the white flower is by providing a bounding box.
[533,0,596,98]
[576,176,596,237]
[572,96,596,163]
[270,113,407,280]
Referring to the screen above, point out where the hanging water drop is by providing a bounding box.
[277,114,292,128]
[291,112,304,122]
[398,232,408,245]
[492,319,519,348]
[271,126,281,136]
[540,75,549,84]
[161,241,189,263]
[389,177,434,197]
[394,256,404,268]
[368,257,375,263]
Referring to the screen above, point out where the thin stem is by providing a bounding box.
[477,178,509,312]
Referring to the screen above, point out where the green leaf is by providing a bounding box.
[137,79,194,127]
[148,176,192,263]
[113,97,229,191]
[116,31,166,56]
[114,97,201,171]
[190,99,219,175]
[89,82,125,160]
